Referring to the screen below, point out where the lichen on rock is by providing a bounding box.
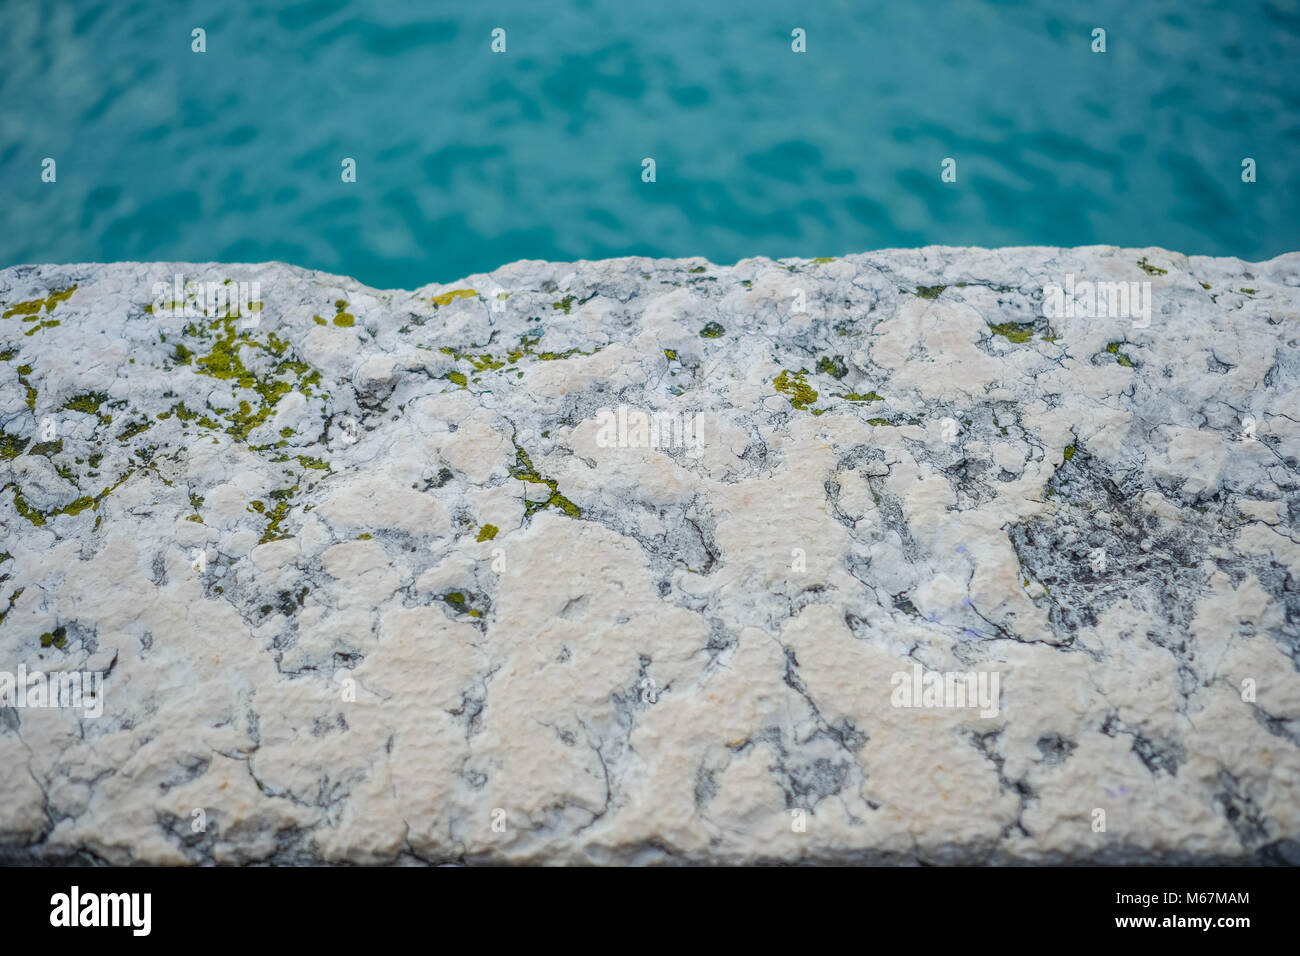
[0,246,1298,865]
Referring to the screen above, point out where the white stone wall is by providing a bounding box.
[0,246,1297,863]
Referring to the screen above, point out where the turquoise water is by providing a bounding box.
[2,1,1297,289]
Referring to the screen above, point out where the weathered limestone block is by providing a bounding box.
[1,246,1297,864]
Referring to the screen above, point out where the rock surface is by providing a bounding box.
[1,246,1298,865]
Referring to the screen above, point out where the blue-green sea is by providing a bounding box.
[2,0,1297,289]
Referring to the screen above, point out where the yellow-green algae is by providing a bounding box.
[63,392,109,424]
[509,447,581,517]
[178,310,323,441]
[773,370,818,410]
[15,363,39,411]
[23,318,62,336]
[258,486,298,543]
[0,586,23,628]
[440,346,504,371]
[441,591,484,618]
[432,288,477,307]
[2,285,77,319]
[440,333,603,375]
[1105,342,1135,367]
[817,356,848,379]
[117,420,152,441]
[5,468,133,528]
[1,432,29,461]
[476,523,499,542]
[311,300,356,327]
[987,321,1034,344]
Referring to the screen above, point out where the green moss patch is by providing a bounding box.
[987,321,1035,344]
[5,468,132,528]
[441,591,484,618]
[258,486,298,543]
[773,370,818,411]
[440,346,505,371]
[178,311,322,442]
[433,288,477,307]
[817,356,848,379]
[0,586,23,628]
[116,420,153,441]
[442,334,601,376]
[510,446,581,517]
[2,285,77,319]
[1105,342,1135,367]
[1,433,30,461]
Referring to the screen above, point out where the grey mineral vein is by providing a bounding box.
[1,246,1298,864]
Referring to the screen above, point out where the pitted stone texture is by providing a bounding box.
[1,246,1298,865]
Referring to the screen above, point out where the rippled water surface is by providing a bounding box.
[2,0,1297,288]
